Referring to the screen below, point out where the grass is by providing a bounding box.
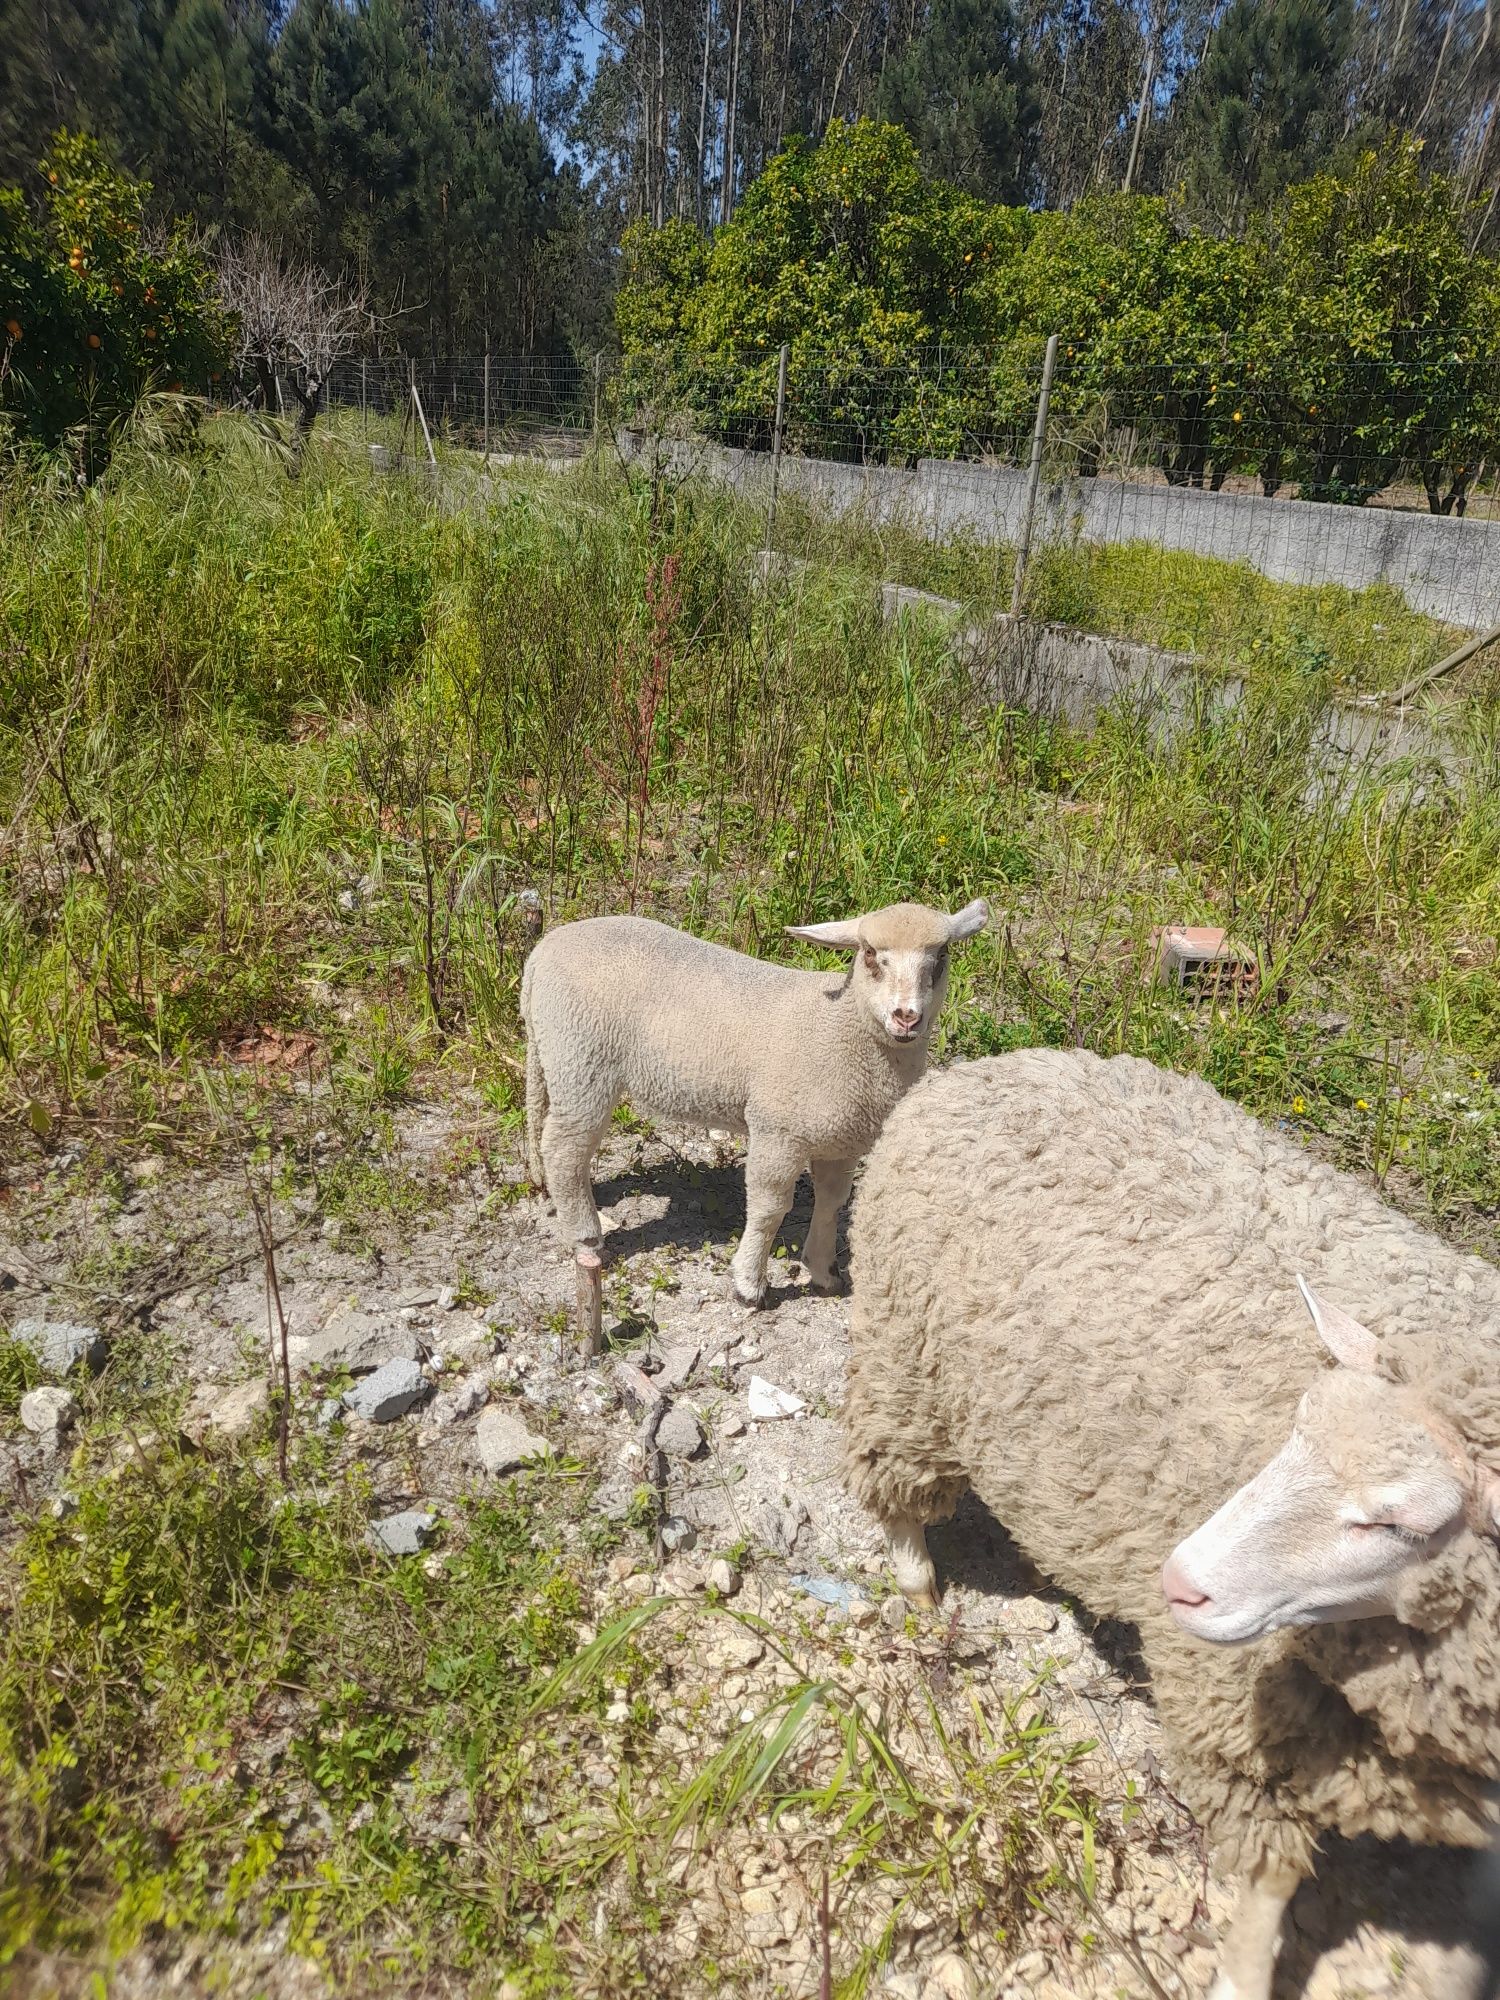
[1,403,1498,1987]
[10,409,1491,1229]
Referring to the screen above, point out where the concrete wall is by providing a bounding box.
[878,586,1467,803]
[630,434,1500,630]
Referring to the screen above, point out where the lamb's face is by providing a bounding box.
[784,899,989,1047]
[851,933,951,1046]
[1161,1371,1473,1645]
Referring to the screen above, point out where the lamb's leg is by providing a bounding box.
[1208,1859,1304,2000]
[730,1133,804,1306]
[541,1108,612,1249]
[886,1511,939,1610]
[803,1155,856,1293]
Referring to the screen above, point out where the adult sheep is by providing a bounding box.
[843,1048,1500,2000]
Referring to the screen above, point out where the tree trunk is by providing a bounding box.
[696,0,713,224]
[720,0,743,226]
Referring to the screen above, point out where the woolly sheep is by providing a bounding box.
[843,1048,1500,2000]
[521,900,988,1304]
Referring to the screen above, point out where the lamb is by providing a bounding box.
[521,899,988,1306]
[842,1047,1500,2000]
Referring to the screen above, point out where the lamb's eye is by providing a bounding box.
[863,947,880,975]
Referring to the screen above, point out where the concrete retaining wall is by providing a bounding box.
[631,434,1500,630]
[879,586,1468,802]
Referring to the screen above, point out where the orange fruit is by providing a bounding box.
[87,332,101,348]
[144,326,156,339]
[4,318,20,339]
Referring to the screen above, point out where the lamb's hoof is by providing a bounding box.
[807,1272,846,1298]
[905,1585,940,1611]
[730,1277,766,1309]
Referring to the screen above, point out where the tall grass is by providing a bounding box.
[1,415,1497,1233]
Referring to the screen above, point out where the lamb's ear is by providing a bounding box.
[945,898,991,942]
[1296,1275,1380,1371]
[785,917,865,951]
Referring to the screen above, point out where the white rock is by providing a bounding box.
[426,1376,490,1429]
[923,1954,979,2000]
[366,1510,436,1557]
[12,1317,106,1378]
[475,1407,549,1475]
[719,1411,747,1439]
[746,1374,805,1421]
[20,1386,78,1434]
[342,1357,427,1423]
[196,1377,270,1442]
[707,1558,740,1598]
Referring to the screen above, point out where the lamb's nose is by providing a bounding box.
[892,1008,920,1031]
[1161,1554,1209,1610]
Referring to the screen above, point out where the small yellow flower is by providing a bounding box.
[1232,409,1243,423]
[1355,1098,1369,1110]
[936,834,948,845]
[1291,1096,1306,1114]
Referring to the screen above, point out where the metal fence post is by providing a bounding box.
[1010,333,1060,620]
[482,350,490,458]
[360,357,368,434]
[593,349,604,450]
[765,343,789,562]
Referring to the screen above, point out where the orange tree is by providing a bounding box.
[0,134,232,477]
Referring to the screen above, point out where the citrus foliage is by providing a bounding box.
[618,124,1500,506]
[0,134,232,473]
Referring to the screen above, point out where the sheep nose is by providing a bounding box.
[1161,1554,1209,1610]
[891,1007,921,1031]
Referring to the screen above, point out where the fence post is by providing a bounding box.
[593,349,604,450]
[1010,333,1060,620]
[360,357,367,434]
[410,358,437,470]
[764,343,790,563]
[482,351,490,458]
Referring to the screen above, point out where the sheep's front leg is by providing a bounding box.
[1209,1859,1304,2000]
[886,1511,939,1610]
[803,1155,856,1293]
[730,1133,804,1306]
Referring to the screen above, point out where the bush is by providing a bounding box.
[0,133,233,478]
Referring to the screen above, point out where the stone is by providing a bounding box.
[366,1510,436,1557]
[475,1407,548,1475]
[654,1342,700,1392]
[1010,1952,1049,1983]
[719,1412,747,1439]
[718,1622,765,1668]
[342,1357,428,1423]
[656,1404,705,1459]
[436,1285,457,1312]
[194,1378,270,1442]
[659,1515,697,1554]
[746,1374,805,1421]
[20,1386,78,1434]
[880,1595,909,1631]
[848,1596,879,1627]
[923,1954,979,2000]
[12,1317,107,1378]
[288,1310,421,1377]
[426,1376,490,1429]
[706,1558,740,1598]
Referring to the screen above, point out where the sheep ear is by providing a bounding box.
[945,898,990,942]
[1296,1275,1380,1371]
[785,917,865,951]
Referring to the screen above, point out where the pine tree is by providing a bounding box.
[1169,0,1352,230]
[879,0,1038,202]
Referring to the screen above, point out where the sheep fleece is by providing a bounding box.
[844,1048,1500,1877]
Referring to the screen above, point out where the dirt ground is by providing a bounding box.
[1,1100,1491,2000]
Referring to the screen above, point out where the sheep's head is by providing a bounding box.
[785,899,989,1047]
[1162,1278,1500,1646]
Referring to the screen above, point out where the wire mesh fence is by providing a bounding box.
[222,343,1500,662]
